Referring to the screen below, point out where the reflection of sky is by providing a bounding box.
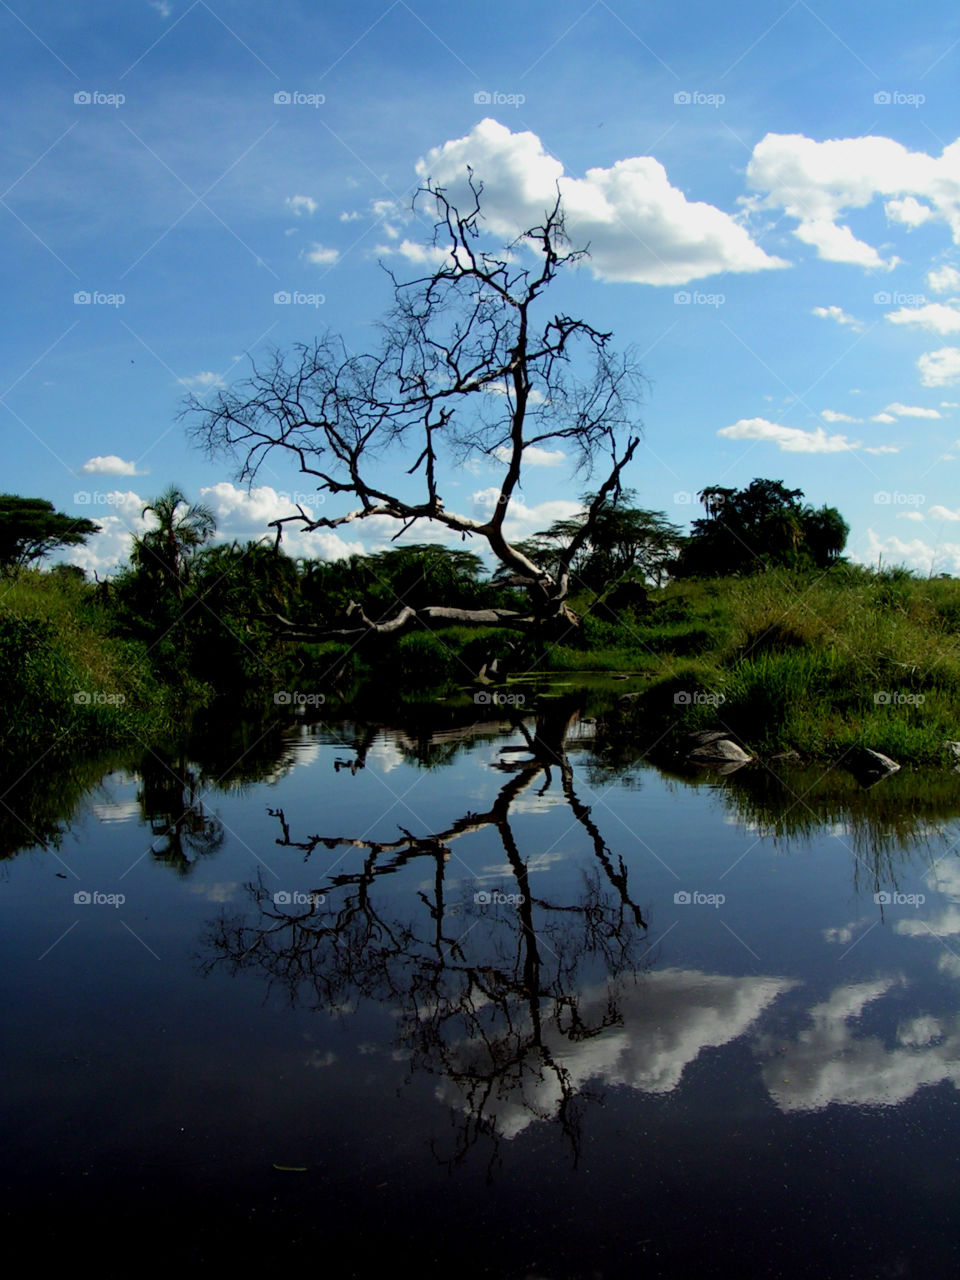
[434,969,796,1139]
[760,977,960,1112]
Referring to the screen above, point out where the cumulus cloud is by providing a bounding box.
[492,444,565,467]
[928,265,960,293]
[820,409,862,423]
[304,242,339,266]
[918,347,960,386]
[406,119,786,286]
[745,132,960,270]
[887,303,960,335]
[178,370,225,391]
[285,195,317,217]
[812,304,862,328]
[854,529,960,576]
[199,482,362,561]
[79,455,145,476]
[884,401,941,418]
[717,417,891,453]
[470,487,583,543]
[760,978,960,1112]
[871,412,897,423]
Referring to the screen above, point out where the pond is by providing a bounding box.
[3,696,960,1275]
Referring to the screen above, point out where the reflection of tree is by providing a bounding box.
[137,749,224,875]
[203,707,649,1167]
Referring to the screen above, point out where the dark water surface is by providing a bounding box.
[3,702,960,1276]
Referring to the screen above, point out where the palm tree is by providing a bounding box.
[133,485,216,599]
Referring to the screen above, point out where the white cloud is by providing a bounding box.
[178,370,225,391]
[812,304,862,328]
[409,119,786,286]
[761,978,960,1112]
[918,347,960,386]
[492,444,565,467]
[470,487,583,542]
[199,482,362,561]
[871,412,897,423]
[820,409,862,423]
[854,529,960,575]
[744,131,960,270]
[149,0,172,16]
[887,302,960,335]
[718,417,864,453]
[928,265,960,293]
[884,401,941,419]
[79,455,144,476]
[285,194,317,217]
[304,242,339,266]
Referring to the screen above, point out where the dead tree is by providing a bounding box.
[185,176,645,643]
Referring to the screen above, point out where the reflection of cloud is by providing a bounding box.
[186,882,240,904]
[761,978,960,1111]
[89,799,141,824]
[822,919,864,945]
[306,1050,336,1068]
[434,968,795,1139]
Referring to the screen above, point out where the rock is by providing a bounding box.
[846,747,900,786]
[683,729,743,750]
[687,739,752,765]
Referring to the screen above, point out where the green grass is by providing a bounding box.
[0,569,181,756]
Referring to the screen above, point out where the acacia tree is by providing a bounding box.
[186,178,644,642]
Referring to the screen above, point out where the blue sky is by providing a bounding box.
[5,0,960,574]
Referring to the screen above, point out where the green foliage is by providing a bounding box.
[674,478,849,577]
[0,494,99,573]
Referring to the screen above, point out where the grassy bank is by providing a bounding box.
[0,570,185,757]
[563,565,960,766]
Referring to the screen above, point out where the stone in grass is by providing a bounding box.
[686,735,753,766]
[846,746,901,787]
